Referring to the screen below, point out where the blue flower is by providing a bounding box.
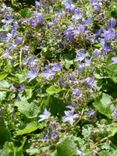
[35,1,41,10]
[12,21,19,31]
[9,43,17,50]
[42,66,55,80]
[64,25,75,42]
[86,77,95,86]
[62,106,78,125]
[2,16,13,25]
[38,109,51,122]
[103,41,112,52]
[17,84,25,93]
[87,110,96,117]
[111,57,117,64]
[72,88,80,96]
[42,64,62,80]
[15,37,23,44]
[108,18,116,29]
[76,49,86,62]
[102,29,115,40]
[29,13,44,27]
[51,63,62,72]
[27,66,39,81]
[34,13,44,25]
[24,56,36,66]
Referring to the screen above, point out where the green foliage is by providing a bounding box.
[16,121,45,136]
[56,136,78,156]
[106,64,117,83]
[0,117,11,147]
[93,93,114,118]
[41,95,66,117]
[0,73,8,81]
[0,139,26,156]
[0,0,117,155]
[15,96,40,118]
[109,2,117,19]
[19,8,33,18]
[46,85,65,95]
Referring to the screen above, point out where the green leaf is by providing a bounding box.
[106,64,117,83]
[15,97,40,118]
[0,73,8,81]
[41,96,66,117]
[57,136,78,156]
[100,150,117,156]
[0,80,10,89]
[16,121,39,135]
[0,91,6,101]
[0,117,11,147]
[46,85,64,95]
[15,71,27,83]
[19,8,33,18]
[25,88,33,99]
[93,93,114,119]
[0,139,26,156]
[107,123,117,137]
[64,59,74,69]
[109,2,117,19]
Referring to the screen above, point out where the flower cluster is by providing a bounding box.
[0,0,117,155]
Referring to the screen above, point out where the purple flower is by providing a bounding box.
[103,41,112,52]
[77,25,85,33]
[102,29,115,40]
[76,49,86,62]
[35,1,41,10]
[93,49,100,59]
[29,13,44,27]
[42,64,62,80]
[15,37,23,44]
[12,21,19,31]
[29,18,37,27]
[34,13,44,25]
[85,58,92,67]
[0,32,7,42]
[86,77,95,86]
[74,7,82,14]
[72,14,83,23]
[26,56,35,63]
[108,18,116,29]
[64,3,71,10]
[72,88,80,96]
[87,110,96,117]
[69,73,76,83]
[2,16,13,25]
[111,57,117,64]
[38,109,51,122]
[64,26,75,42]
[17,84,25,93]
[62,106,78,125]
[27,66,39,81]
[9,43,17,50]
[42,67,55,80]
[51,131,59,140]
[90,0,101,11]
[51,63,62,72]
[83,17,92,26]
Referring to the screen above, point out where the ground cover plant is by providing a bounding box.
[0,0,117,155]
